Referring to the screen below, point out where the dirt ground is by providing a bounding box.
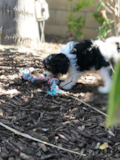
[0,35,120,160]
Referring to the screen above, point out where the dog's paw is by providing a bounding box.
[59,81,67,88]
[98,86,110,94]
[60,82,73,90]
[62,84,73,90]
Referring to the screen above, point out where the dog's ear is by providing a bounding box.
[54,53,70,74]
[43,54,56,65]
[42,59,45,65]
[43,57,48,65]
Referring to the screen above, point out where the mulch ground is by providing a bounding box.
[0,36,120,160]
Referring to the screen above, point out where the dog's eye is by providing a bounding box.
[46,65,50,69]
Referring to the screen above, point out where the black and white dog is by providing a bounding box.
[43,37,120,94]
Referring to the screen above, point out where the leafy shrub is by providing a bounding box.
[67,0,94,39]
[92,10,114,40]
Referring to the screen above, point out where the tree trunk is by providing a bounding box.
[0,0,40,47]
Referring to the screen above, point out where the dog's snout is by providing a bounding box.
[43,70,53,79]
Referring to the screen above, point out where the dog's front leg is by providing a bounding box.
[59,74,73,90]
[60,72,83,90]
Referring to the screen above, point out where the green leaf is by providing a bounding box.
[97,3,102,10]
[106,61,120,127]
[92,11,105,25]
[67,0,94,39]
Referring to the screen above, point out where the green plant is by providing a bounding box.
[98,0,120,36]
[92,10,114,40]
[92,11,105,25]
[67,0,94,39]
[68,13,85,39]
[106,61,120,127]
[97,18,114,40]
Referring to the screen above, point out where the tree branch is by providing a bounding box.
[104,0,115,13]
[99,0,113,13]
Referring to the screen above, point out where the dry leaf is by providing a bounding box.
[0,109,3,117]
[99,142,108,150]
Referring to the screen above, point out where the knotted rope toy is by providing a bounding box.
[19,67,66,96]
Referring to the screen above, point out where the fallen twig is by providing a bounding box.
[0,122,86,157]
[67,95,108,117]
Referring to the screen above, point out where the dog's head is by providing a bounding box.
[43,53,70,79]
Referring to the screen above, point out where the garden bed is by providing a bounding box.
[0,39,120,160]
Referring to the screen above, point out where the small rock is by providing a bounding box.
[77,125,85,131]
[108,130,115,137]
[32,142,37,146]
[37,151,41,157]
[15,157,21,160]
[38,143,47,152]
[1,152,9,158]
[31,111,35,114]
[83,107,87,110]
[20,153,34,160]
[114,153,120,158]
[8,157,15,160]
[95,142,101,149]
[77,102,82,106]
[116,145,120,151]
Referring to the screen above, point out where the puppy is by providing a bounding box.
[43,37,120,94]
